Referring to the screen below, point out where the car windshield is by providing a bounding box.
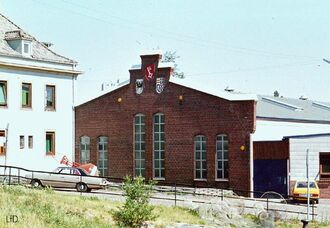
[53,167,62,173]
[296,182,316,188]
[77,168,88,176]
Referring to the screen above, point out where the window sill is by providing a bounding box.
[46,153,55,156]
[21,107,32,111]
[194,179,207,182]
[153,178,165,181]
[0,105,8,109]
[215,178,229,182]
[45,107,56,112]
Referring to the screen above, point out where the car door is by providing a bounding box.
[58,168,80,188]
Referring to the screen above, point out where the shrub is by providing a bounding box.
[111,176,157,227]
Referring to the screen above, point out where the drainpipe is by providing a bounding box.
[72,64,76,163]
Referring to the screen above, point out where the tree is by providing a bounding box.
[162,51,185,79]
[274,90,279,97]
[111,176,157,227]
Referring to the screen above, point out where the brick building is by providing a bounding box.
[75,51,256,194]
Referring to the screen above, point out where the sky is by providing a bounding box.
[1,0,330,104]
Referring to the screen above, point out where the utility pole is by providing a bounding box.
[302,149,310,228]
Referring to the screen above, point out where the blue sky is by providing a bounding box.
[1,0,330,104]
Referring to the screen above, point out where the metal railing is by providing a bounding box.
[0,165,319,221]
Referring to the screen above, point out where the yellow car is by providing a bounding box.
[292,180,320,204]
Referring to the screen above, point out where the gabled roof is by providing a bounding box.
[257,95,330,123]
[0,13,75,64]
[169,77,257,101]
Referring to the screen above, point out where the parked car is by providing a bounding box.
[292,180,320,204]
[26,166,109,192]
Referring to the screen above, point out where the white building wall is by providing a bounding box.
[253,120,330,141]
[289,136,330,181]
[0,65,75,171]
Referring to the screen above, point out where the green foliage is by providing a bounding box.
[111,176,157,227]
[162,51,185,79]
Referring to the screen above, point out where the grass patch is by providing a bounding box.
[0,185,205,228]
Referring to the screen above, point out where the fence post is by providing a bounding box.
[221,189,224,201]
[312,203,315,221]
[8,167,11,185]
[18,169,20,185]
[266,197,269,212]
[174,182,177,207]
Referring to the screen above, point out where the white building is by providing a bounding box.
[0,13,81,171]
[252,95,330,197]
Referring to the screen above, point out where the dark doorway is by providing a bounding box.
[254,159,288,198]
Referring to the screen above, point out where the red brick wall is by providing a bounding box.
[254,140,289,160]
[75,54,256,195]
[318,181,330,198]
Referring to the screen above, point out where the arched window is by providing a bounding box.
[98,136,108,176]
[80,136,90,164]
[216,134,228,180]
[134,114,145,177]
[194,135,206,179]
[153,113,165,179]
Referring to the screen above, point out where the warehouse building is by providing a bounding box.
[75,51,257,194]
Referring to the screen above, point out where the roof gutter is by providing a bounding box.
[0,61,83,76]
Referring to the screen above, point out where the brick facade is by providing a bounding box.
[75,53,256,195]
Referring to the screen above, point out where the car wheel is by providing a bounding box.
[86,188,92,193]
[31,179,42,188]
[76,183,88,192]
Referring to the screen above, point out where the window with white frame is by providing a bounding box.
[195,135,206,179]
[216,134,229,180]
[153,113,165,179]
[134,114,145,177]
[22,41,31,56]
[80,136,90,164]
[98,136,108,176]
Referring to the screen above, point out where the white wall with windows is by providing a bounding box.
[0,61,77,171]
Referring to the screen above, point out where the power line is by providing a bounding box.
[30,0,320,60]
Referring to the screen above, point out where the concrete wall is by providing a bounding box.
[0,63,75,171]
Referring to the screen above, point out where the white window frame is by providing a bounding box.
[153,113,165,180]
[98,136,108,176]
[194,135,207,181]
[80,136,90,164]
[22,40,31,57]
[134,114,146,177]
[215,134,229,181]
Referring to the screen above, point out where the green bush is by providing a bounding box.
[111,176,157,227]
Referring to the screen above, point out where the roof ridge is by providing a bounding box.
[0,12,76,64]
